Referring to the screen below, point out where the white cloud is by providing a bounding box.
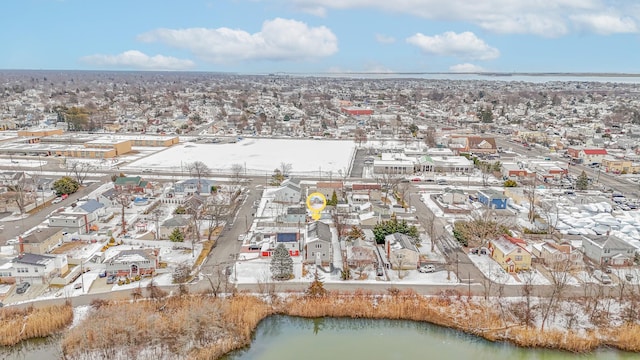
[138,18,338,63]
[375,33,396,44]
[570,14,638,34]
[406,31,500,60]
[288,0,638,36]
[449,63,485,73]
[80,50,195,70]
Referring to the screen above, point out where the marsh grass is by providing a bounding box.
[0,302,73,346]
[59,291,640,359]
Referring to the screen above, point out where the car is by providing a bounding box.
[625,273,634,282]
[16,282,31,294]
[142,168,153,173]
[51,197,62,204]
[376,267,384,277]
[419,265,436,273]
[106,275,117,284]
[98,270,107,278]
[238,234,245,242]
[74,282,82,290]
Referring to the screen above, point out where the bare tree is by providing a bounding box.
[354,128,367,147]
[2,172,33,215]
[202,264,230,297]
[230,163,244,187]
[540,261,574,330]
[204,196,228,241]
[538,199,560,235]
[114,187,131,235]
[279,162,292,178]
[375,168,402,204]
[187,161,211,194]
[67,161,95,185]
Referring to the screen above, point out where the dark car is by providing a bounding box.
[16,282,30,294]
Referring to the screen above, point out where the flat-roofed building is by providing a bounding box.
[84,138,132,155]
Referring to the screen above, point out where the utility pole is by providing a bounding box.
[468,271,471,296]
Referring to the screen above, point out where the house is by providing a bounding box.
[582,234,636,267]
[10,253,69,285]
[441,188,467,205]
[304,221,333,265]
[113,176,151,193]
[346,238,377,270]
[352,183,382,201]
[159,216,191,239]
[20,228,64,254]
[48,213,90,234]
[315,181,344,200]
[477,189,509,209]
[488,235,531,273]
[280,206,306,224]
[98,187,118,208]
[272,179,302,203]
[579,148,608,164]
[384,233,419,270]
[105,249,158,278]
[531,240,582,269]
[74,199,107,222]
[172,178,215,196]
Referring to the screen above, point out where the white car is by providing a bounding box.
[51,197,62,204]
[418,265,436,273]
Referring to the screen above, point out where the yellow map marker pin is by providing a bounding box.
[306,192,327,220]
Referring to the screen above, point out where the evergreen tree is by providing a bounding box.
[373,214,419,244]
[169,228,184,242]
[576,171,589,191]
[52,176,80,195]
[270,244,293,280]
[327,190,339,206]
[305,270,327,298]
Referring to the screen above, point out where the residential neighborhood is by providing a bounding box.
[2,71,640,358]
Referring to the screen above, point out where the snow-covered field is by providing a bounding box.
[123,139,356,176]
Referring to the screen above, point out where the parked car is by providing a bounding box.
[52,197,62,204]
[16,282,31,294]
[376,267,384,277]
[625,273,634,282]
[98,270,107,278]
[106,275,117,284]
[418,265,436,273]
[237,234,245,242]
[74,282,82,290]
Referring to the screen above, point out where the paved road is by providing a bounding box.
[1,176,110,244]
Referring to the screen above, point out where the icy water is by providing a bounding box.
[224,316,637,360]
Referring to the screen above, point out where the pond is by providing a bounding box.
[224,316,636,360]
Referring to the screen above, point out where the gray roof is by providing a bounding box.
[307,221,332,242]
[385,232,418,252]
[21,227,62,244]
[78,199,105,213]
[13,253,56,266]
[162,216,190,227]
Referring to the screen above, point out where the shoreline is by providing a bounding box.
[55,290,640,359]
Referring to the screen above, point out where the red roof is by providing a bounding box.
[583,149,607,155]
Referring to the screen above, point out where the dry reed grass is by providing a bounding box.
[0,303,73,346]
[60,291,640,359]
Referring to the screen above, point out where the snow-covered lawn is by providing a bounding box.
[123,139,356,176]
[468,253,550,285]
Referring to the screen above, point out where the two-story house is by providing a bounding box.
[582,234,636,267]
[304,221,333,265]
[488,235,531,273]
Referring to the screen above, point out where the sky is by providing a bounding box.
[3,0,640,74]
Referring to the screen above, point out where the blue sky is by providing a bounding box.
[2,0,640,73]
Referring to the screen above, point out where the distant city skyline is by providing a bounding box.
[3,0,640,74]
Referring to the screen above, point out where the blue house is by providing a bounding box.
[477,189,508,210]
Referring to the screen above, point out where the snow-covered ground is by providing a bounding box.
[123,139,356,176]
[468,253,551,285]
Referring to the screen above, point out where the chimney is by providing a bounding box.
[18,236,24,255]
